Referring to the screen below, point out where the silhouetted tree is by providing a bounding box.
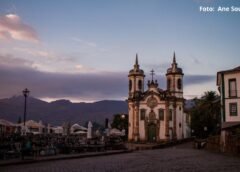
[190,91,221,138]
[111,114,128,140]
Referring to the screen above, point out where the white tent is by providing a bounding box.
[109,128,124,136]
[53,126,63,134]
[71,123,87,134]
[0,119,15,127]
[73,130,87,135]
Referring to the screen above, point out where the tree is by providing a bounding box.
[111,114,128,140]
[190,91,221,138]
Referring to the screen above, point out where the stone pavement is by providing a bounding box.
[1,142,240,172]
[0,150,131,166]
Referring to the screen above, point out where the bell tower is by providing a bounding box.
[128,54,145,142]
[128,54,145,99]
[166,52,184,98]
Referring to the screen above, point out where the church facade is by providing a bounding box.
[128,53,189,142]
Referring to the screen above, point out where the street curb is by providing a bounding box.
[0,150,133,167]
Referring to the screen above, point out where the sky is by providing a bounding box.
[0,0,239,102]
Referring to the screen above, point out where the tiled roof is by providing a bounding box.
[218,66,240,74]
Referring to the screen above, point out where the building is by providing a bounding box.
[21,120,45,135]
[217,66,240,124]
[217,66,240,149]
[0,119,17,135]
[128,53,189,142]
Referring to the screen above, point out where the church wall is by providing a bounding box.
[159,119,166,140]
[138,101,167,141]
[128,102,134,141]
[176,102,183,139]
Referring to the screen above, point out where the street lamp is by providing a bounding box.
[22,88,30,135]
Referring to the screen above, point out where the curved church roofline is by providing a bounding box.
[142,90,167,102]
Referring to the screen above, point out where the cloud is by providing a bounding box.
[184,75,215,85]
[14,47,55,59]
[0,14,38,42]
[0,53,34,68]
[0,60,216,102]
[0,63,128,101]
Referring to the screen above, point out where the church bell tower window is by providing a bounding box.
[167,79,171,90]
[129,80,132,91]
[138,80,142,90]
[177,78,182,90]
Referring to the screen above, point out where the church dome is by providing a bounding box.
[128,54,145,76]
[129,68,144,75]
[166,52,183,75]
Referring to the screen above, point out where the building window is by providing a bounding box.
[229,103,238,116]
[138,80,142,90]
[229,79,237,97]
[177,79,182,90]
[167,79,171,90]
[169,109,172,121]
[129,80,132,91]
[140,109,146,120]
[159,109,164,121]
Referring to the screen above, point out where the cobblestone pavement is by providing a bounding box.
[1,142,240,172]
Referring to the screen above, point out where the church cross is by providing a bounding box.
[150,69,155,81]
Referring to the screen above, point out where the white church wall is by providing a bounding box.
[128,104,134,140]
[159,120,166,139]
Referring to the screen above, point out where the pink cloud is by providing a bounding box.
[0,14,39,42]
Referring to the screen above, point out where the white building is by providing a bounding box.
[217,66,240,125]
[217,66,240,137]
[128,53,190,142]
[21,120,45,135]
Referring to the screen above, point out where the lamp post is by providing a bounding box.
[22,88,30,135]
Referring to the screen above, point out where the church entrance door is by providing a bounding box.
[148,123,156,142]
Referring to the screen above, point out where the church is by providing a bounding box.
[128,53,189,142]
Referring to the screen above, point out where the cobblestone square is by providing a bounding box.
[1,143,240,172]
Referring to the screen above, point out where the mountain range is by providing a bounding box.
[0,96,128,126]
[0,96,195,126]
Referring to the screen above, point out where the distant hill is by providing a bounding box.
[0,96,128,126]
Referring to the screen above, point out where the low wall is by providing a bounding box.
[207,134,240,154]
[224,134,240,154]
[206,135,221,152]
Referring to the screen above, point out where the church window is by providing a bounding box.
[167,79,171,90]
[159,109,164,121]
[140,109,146,120]
[169,109,172,121]
[129,80,132,91]
[179,106,182,111]
[138,80,142,90]
[177,79,182,90]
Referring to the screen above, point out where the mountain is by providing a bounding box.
[184,99,195,110]
[0,96,128,126]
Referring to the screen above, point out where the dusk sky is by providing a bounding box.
[0,0,239,102]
